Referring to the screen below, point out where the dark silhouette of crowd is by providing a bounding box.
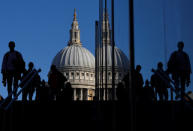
[1,41,73,102]
[119,41,191,102]
[0,41,192,102]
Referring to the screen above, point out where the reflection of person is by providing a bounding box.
[151,62,168,101]
[143,80,155,102]
[1,41,25,99]
[167,41,192,100]
[135,65,144,89]
[134,65,144,100]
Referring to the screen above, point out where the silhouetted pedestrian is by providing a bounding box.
[22,62,40,101]
[150,74,158,101]
[48,65,67,100]
[151,62,168,101]
[135,65,144,88]
[1,41,25,99]
[33,69,41,101]
[134,65,144,101]
[59,82,73,101]
[143,80,155,102]
[167,41,191,100]
[35,79,41,101]
[122,72,133,101]
[122,73,130,89]
[36,80,49,101]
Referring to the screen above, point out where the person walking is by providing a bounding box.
[1,41,25,99]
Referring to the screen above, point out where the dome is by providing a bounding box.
[101,45,129,71]
[52,45,95,69]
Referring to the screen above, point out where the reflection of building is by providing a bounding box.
[96,11,129,100]
[52,9,95,100]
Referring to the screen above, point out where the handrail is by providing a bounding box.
[0,69,36,108]
[0,69,41,110]
[152,69,193,104]
[152,69,176,92]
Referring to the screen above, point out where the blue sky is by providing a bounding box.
[0,0,192,98]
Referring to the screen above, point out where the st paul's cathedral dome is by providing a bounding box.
[52,9,95,100]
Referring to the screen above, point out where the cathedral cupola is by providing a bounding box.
[68,9,82,46]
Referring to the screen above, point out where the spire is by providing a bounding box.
[73,8,77,21]
[102,9,111,45]
[68,9,82,46]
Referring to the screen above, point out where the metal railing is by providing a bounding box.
[152,69,193,106]
[0,69,41,110]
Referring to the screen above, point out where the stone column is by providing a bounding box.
[73,88,76,100]
[103,89,106,100]
[86,89,88,100]
[80,88,83,100]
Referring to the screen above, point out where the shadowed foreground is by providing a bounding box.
[0,101,192,131]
